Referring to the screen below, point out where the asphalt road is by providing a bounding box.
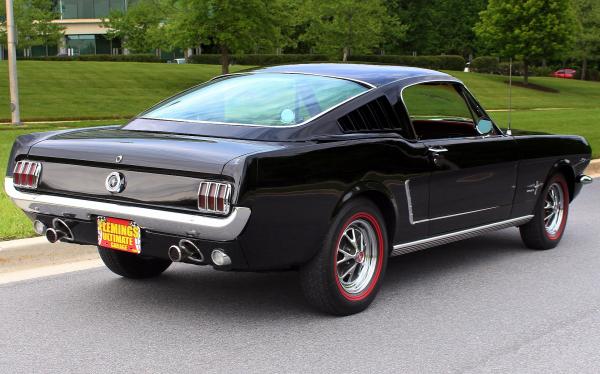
[2,183,600,374]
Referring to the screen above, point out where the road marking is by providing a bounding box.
[0,259,103,285]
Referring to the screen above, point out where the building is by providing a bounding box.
[9,0,183,59]
[52,0,127,56]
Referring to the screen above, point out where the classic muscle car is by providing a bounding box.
[5,64,593,315]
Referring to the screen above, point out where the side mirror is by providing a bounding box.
[476,119,494,135]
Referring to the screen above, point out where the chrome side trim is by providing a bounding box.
[404,179,499,225]
[4,177,250,242]
[404,180,426,225]
[391,215,533,257]
[427,206,500,222]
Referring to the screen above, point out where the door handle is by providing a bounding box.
[428,146,449,153]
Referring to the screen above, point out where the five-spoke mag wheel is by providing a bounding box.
[335,215,382,299]
[543,182,566,240]
[520,172,570,250]
[300,199,388,315]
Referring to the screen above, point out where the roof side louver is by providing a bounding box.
[338,96,402,133]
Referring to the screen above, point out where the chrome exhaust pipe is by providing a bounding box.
[168,240,205,263]
[52,218,74,241]
[45,228,66,243]
[168,245,184,262]
[179,239,204,264]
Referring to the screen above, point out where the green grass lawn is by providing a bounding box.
[0,63,599,240]
[450,71,600,111]
[0,61,250,121]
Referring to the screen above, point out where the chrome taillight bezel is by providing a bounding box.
[13,160,42,189]
[197,181,232,215]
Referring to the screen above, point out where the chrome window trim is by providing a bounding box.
[210,71,376,89]
[398,79,505,140]
[140,72,373,128]
[5,177,250,242]
[391,215,533,256]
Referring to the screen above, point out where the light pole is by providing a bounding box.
[5,0,21,125]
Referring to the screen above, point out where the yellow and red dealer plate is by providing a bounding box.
[97,216,142,254]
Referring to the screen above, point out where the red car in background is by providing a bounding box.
[552,68,576,79]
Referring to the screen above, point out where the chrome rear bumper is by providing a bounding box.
[4,177,250,241]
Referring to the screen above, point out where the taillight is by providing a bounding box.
[13,160,42,189]
[197,181,232,215]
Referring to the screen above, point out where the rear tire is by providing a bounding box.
[299,198,388,315]
[519,173,570,250]
[98,247,172,279]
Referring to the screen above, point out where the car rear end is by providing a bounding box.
[5,126,283,270]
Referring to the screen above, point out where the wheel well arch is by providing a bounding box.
[550,160,575,202]
[332,183,398,245]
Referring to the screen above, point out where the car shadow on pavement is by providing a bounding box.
[95,228,529,318]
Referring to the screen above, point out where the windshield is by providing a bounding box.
[142,73,369,127]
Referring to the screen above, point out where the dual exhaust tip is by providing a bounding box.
[37,218,231,267]
[168,240,231,266]
[36,218,74,244]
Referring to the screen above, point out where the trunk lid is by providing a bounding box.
[28,127,281,175]
[24,127,283,212]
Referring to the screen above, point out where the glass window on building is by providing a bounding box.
[56,0,127,19]
[109,0,126,12]
[66,35,96,55]
[94,0,109,17]
[60,0,78,19]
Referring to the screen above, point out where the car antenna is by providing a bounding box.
[507,57,513,136]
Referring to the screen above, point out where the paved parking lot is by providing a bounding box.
[1,183,599,373]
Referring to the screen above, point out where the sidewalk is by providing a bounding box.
[0,237,98,274]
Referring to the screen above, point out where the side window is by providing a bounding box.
[402,82,480,140]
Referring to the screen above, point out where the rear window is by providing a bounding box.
[142,73,369,127]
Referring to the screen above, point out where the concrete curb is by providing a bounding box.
[0,236,98,273]
[585,159,600,178]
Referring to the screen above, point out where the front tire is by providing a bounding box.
[520,173,570,250]
[98,247,172,279]
[300,199,388,315]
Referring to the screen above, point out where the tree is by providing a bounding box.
[0,0,64,56]
[171,0,285,74]
[386,0,487,56]
[31,0,65,56]
[103,0,170,54]
[475,0,575,84]
[571,0,600,80]
[301,0,404,61]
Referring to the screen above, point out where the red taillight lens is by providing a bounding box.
[13,160,42,189]
[198,181,232,215]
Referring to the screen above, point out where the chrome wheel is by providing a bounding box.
[336,218,379,295]
[544,182,565,237]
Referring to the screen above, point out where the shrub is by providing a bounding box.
[470,56,499,74]
[347,55,466,71]
[187,54,330,65]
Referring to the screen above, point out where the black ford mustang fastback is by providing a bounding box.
[6,64,593,315]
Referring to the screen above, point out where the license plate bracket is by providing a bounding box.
[97,216,142,254]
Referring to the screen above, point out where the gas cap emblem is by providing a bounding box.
[115,155,123,163]
[105,172,126,193]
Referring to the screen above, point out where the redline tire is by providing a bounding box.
[520,173,570,250]
[98,247,172,279]
[299,198,388,315]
